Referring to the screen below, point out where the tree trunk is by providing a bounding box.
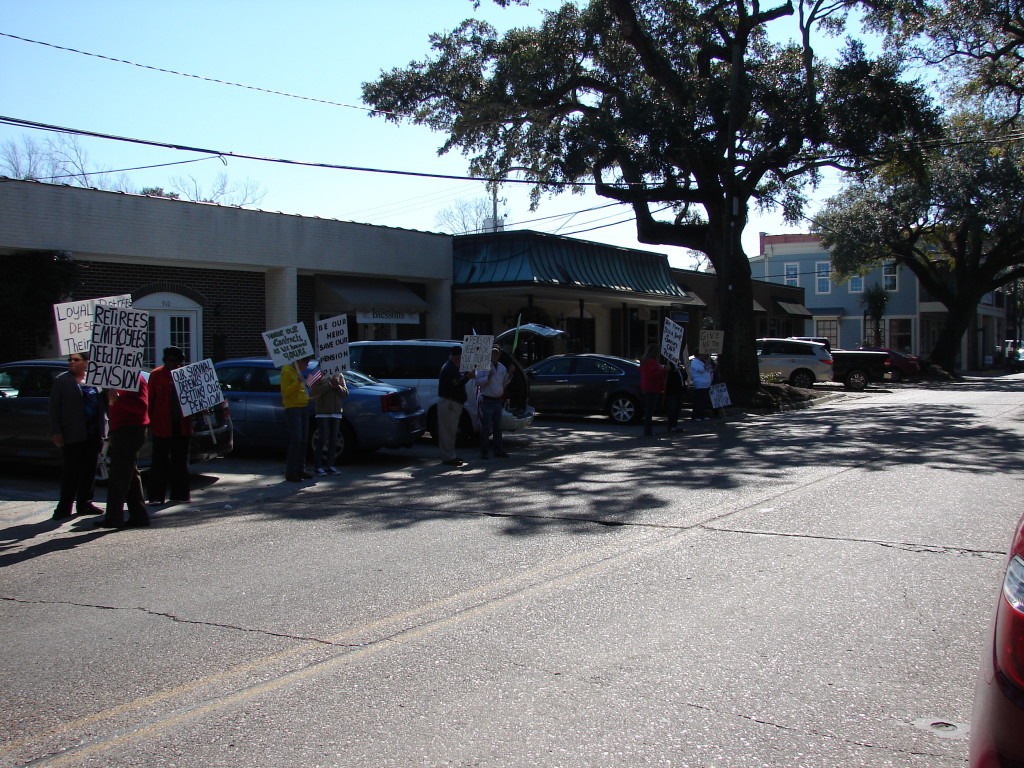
[712,227,760,403]
[928,296,979,371]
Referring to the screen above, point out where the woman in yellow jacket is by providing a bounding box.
[281,356,313,482]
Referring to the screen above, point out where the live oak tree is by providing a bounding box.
[814,117,1024,369]
[362,0,938,399]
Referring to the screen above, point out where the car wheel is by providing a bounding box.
[844,369,868,391]
[310,419,359,465]
[789,369,815,389]
[607,394,640,424]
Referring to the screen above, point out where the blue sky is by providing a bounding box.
[1,1,844,267]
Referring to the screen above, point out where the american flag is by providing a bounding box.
[306,368,324,387]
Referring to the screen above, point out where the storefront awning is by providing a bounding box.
[753,299,767,313]
[316,277,429,314]
[776,301,813,317]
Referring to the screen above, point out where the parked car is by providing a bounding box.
[214,358,424,463]
[756,338,834,388]
[857,347,921,381]
[830,349,890,391]
[348,325,559,441]
[525,353,647,423]
[0,359,232,471]
[969,510,1024,767]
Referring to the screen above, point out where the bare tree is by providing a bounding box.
[169,171,266,206]
[1,135,60,180]
[435,197,507,234]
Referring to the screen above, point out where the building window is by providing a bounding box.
[815,319,838,349]
[888,318,912,352]
[848,275,864,293]
[815,261,832,294]
[784,263,799,287]
[883,262,898,291]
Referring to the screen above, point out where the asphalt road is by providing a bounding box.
[1,377,1022,767]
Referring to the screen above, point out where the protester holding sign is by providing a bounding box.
[640,343,668,437]
[96,378,151,529]
[281,356,313,482]
[48,350,106,520]
[310,369,348,476]
[664,361,688,433]
[147,347,193,505]
[689,352,715,422]
[474,346,510,459]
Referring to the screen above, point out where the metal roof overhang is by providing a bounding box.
[316,277,429,314]
[777,301,813,317]
[454,283,697,308]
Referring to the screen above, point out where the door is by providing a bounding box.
[571,357,627,412]
[526,357,575,412]
[133,293,202,366]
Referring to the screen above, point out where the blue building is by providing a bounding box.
[748,234,1006,368]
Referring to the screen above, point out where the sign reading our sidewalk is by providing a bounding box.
[316,314,350,376]
[84,304,149,391]
[171,359,224,418]
[661,318,686,364]
[460,334,494,373]
[53,294,133,356]
[262,322,314,368]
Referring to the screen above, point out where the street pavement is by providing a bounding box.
[1,376,1022,767]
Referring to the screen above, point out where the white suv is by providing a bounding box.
[349,338,536,441]
[756,338,834,388]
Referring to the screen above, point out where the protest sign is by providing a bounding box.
[85,304,149,390]
[262,322,313,368]
[661,318,686,364]
[699,330,725,355]
[460,334,494,372]
[316,314,350,376]
[171,359,224,418]
[53,294,133,356]
[709,383,732,409]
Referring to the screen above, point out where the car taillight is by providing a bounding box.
[994,555,1024,690]
[381,392,402,412]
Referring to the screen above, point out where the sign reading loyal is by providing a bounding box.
[460,334,494,372]
[53,294,133,356]
[661,318,686,364]
[262,322,314,368]
[171,359,224,418]
[316,314,350,376]
[85,304,149,390]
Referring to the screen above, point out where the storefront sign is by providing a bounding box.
[356,309,420,325]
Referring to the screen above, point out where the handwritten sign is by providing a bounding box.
[85,304,149,390]
[709,383,732,409]
[171,359,224,417]
[460,334,494,372]
[262,322,313,368]
[53,294,133,356]
[316,314,350,376]
[699,330,725,355]
[661,318,686,364]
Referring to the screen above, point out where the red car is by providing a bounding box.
[970,510,1024,766]
[858,347,920,381]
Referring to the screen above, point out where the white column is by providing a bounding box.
[425,278,452,338]
[265,267,297,329]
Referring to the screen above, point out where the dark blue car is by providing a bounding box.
[214,358,425,463]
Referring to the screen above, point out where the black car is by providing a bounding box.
[0,359,232,472]
[525,353,647,424]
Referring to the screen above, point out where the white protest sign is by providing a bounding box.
[53,294,133,356]
[661,318,686,364]
[262,322,314,368]
[709,383,732,409]
[85,304,149,391]
[171,359,224,417]
[316,314,350,376]
[460,334,494,372]
[699,330,725,355]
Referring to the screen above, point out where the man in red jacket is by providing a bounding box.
[96,376,150,529]
[147,346,193,504]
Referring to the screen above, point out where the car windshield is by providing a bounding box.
[342,369,380,388]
